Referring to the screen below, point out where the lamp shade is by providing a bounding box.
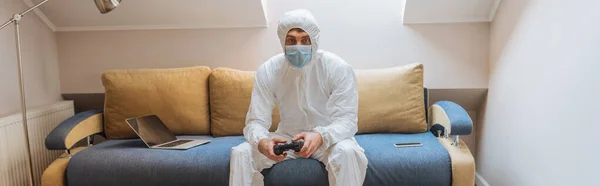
[95,0,121,14]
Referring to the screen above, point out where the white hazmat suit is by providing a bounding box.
[229,9,368,186]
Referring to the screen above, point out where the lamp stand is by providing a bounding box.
[1,1,51,185]
[1,1,120,185]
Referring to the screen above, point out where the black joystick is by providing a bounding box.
[273,140,304,155]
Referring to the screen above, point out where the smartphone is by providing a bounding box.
[394,142,423,148]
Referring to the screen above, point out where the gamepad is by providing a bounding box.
[273,140,304,155]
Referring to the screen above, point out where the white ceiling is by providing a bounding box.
[403,0,501,24]
[23,0,500,32]
[28,0,268,31]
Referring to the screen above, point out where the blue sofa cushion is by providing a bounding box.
[262,158,330,186]
[262,133,451,186]
[357,133,451,186]
[67,133,451,186]
[67,135,241,186]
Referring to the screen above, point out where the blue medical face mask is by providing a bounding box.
[285,45,312,68]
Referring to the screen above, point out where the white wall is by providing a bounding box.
[478,0,600,185]
[57,0,490,93]
[0,0,62,117]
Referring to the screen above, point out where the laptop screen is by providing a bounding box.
[126,115,177,147]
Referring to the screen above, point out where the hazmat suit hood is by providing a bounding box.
[277,9,321,59]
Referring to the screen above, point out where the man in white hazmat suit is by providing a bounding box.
[229,9,368,186]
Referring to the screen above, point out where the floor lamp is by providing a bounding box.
[0,0,122,185]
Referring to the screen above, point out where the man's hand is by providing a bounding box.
[292,132,323,158]
[258,138,288,162]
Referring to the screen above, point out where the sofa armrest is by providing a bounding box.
[45,110,104,150]
[42,146,87,186]
[437,137,476,186]
[429,101,473,138]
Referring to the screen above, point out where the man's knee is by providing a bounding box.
[231,142,277,173]
[231,142,253,158]
[329,139,367,165]
[334,140,364,156]
[338,145,360,156]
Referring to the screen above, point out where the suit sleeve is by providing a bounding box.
[243,64,276,149]
[313,64,359,149]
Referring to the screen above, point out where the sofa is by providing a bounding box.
[41,63,475,186]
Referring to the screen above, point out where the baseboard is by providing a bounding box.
[476,172,490,186]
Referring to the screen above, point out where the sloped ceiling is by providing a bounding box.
[28,0,268,31]
[403,0,501,24]
[23,0,500,32]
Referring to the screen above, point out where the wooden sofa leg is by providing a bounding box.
[42,147,87,186]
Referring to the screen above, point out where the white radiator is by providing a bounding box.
[0,101,75,186]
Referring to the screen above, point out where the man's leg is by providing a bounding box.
[312,137,368,186]
[229,133,295,186]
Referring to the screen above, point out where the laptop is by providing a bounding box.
[125,115,210,150]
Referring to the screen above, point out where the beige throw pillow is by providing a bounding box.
[209,68,280,137]
[101,66,212,139]
[355,63,427,134]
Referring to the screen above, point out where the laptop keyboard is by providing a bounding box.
[158,140,193,147]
